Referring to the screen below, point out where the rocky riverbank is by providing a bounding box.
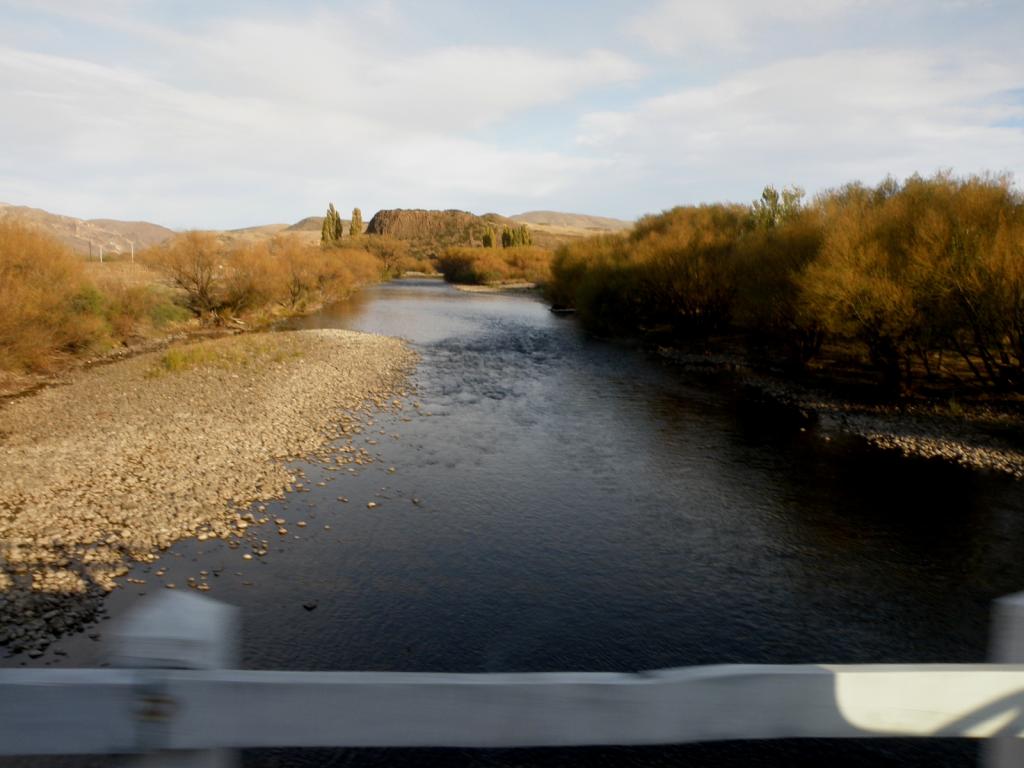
[0,329,416,656]
[452,281,540,295]
[658,347,1024,479]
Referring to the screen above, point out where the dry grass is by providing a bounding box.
[148,334,303,377]
[84,261,165,287]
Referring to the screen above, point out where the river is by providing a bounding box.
[13,278,1024,766]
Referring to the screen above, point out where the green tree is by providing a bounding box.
[501,226,513,248]
[350,208,363,237]
[482,226,495,248]
[321,203,342,246]
[752,185,805,229]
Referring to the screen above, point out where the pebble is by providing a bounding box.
[659,346,1024,481]
[0,329,416,655]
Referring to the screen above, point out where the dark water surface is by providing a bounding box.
[12,279,1024,766]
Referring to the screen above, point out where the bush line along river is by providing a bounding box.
[3,278,1024,767]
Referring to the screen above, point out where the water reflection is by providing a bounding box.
[281,278,1024,765]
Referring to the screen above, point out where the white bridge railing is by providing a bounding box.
[2,591,1024,767]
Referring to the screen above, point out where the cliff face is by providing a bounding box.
[366,209,477,237]
[360,208,617,255]
[365,209,514,255]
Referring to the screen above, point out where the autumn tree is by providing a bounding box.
[350,207,363,237]
[148,231,223,315]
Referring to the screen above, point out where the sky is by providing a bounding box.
[1,0,1022,229]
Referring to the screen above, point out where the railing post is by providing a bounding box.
[111,591,239,768]
[985,591,1024,768]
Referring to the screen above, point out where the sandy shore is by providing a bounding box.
[659,347,1024,479]
[0,329,415,656]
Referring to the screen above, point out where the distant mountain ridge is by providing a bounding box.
[0,202,629,257]
[286,216,325,232]
[0,203,176,256]
[511,210,632,232]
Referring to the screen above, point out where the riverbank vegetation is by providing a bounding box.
[436,245,554,285]
[143,231,386,321]
[0,221,188,373]
[141,228,434,322]
[0,219,421,377]
[549,173,1024,395]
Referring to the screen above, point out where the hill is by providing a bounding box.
[226,223,290,235]
[0,203,175,256]
[0,204,331,255]
[87,219,179,247]
[0,202,628,259]
[286,216,362,235]
[511,210,633,232]
[286,216,325,232]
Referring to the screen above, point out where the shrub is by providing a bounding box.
[799,173,1024,388]
[733,207,825,365]
[0,222,105,370]
[549,205,747,336]
[359,235,409,278]
[548,172,1024,392]
[437,246,553,285]
[143,231,223,315]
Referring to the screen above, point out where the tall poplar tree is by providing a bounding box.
[321,203,341,246]
[350,207,363,236]
[333,208,343,240]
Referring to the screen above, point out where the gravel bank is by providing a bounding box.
[0,329,416,656]
[658,347,1024,479]
[452,282,540,295]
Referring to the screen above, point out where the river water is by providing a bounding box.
[13,278,1024,766]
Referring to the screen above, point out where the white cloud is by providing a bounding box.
[576,47,1024,201]
[1,2,1020,223]
[0,9,641,225]
[628,0,885,55]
